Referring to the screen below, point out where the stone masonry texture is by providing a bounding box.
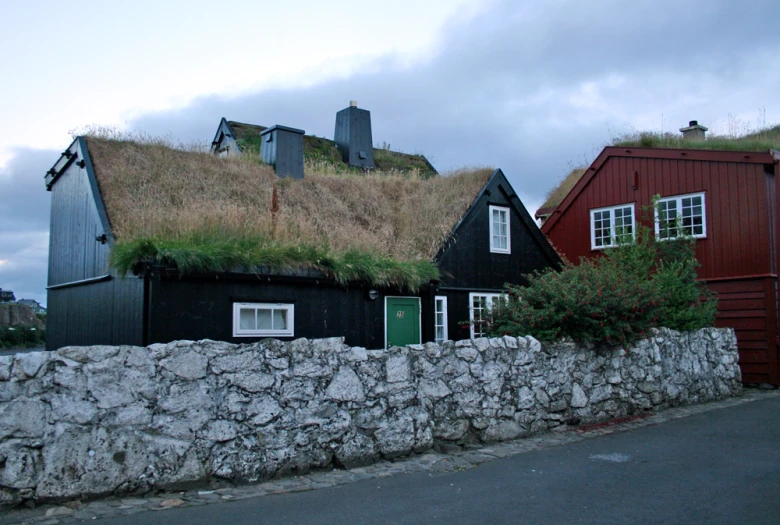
[0,328,741,507]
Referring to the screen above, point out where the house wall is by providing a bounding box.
[147,274,392,349]
[46,277,144,351]
[46,143,111,287]
[436,170,561,341]
[45,139,145,351]
[0,328,741,506]
[542,149,779,385]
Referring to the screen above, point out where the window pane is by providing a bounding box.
[257,309,273,329]
[273,309,287,330]
[239,308,256,330]
[435,326,444,340]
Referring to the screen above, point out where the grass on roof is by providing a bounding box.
[538,166,587,215]
[85,136,492,291]
[227,121,437,178]
[612,124,780,152]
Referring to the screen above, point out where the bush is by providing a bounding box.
[487,224,717,346]
[0,324,45,348]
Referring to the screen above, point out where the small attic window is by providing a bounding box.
[489,206,510,254]
[359,151,367,159]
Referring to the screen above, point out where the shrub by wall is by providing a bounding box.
[0,328,740,506]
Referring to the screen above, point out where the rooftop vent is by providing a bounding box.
[335,102,375,169]
[679,120,708,141]
[260,125,305,180]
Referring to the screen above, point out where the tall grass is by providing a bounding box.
[86,136,492,290]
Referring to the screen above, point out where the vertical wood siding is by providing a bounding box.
[47,156,111,286]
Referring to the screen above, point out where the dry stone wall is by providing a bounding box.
[0,328,741,506]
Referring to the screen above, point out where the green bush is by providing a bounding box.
[0,324,45,348]
[487,224,717,346]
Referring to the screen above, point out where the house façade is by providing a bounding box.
[43,104,559,351]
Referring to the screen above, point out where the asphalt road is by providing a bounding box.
[94,395,780,525]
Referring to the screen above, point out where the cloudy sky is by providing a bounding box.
[2,0,779,306]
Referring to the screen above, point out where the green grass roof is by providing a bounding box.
[226,120,437,178]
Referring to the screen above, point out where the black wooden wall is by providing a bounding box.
[434,169,561,342]
[45,138,145,350]
[148,274,392,349]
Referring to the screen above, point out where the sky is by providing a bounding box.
[2,0,780,306]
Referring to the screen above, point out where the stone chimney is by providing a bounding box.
[679,120,708,141]
[260,125,305,180]
[334,101,375,169]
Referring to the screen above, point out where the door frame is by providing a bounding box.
[384,296,421,349]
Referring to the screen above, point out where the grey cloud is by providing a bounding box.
[0,148,54,305]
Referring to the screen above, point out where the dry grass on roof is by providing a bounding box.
[612,124,780,152]
[86,137,493,289]
[538,167,587,215]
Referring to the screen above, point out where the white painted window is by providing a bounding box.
[655,192,706,240]
[434,296,448,343]
[469,293,504,338]
[590,203,635,250]
[233,303,294,337]
[489,205,511,254]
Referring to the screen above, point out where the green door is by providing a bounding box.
[385,297,421,348]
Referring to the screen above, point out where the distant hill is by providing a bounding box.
[0,303,44,329]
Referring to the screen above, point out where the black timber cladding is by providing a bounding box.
[44,137,144,350]
[434,169,562,341]
[261,125,305,180]
[334,105,375,169]
[146,272,389,349]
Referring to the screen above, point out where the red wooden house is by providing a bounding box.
[538,123,780,386]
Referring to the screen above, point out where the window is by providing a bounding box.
[434,296,448,343]
[489,206,511,254]
[655,193,706,240]
[590,204,635,249]
[469,293,504,338]
[233,303,294,337]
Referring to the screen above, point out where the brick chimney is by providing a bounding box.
[679,120,708,141]
[334,101,375,169]
[260,125,305,180]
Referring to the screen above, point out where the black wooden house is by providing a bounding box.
[44,108,559,351]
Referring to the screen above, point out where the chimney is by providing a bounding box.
[679,120,708,141]
[334,101,375,169]
[260,125,305,180]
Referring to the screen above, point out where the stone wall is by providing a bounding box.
[0,328,741,506]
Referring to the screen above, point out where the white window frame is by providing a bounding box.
[434,296,448,343]
[489,205,511,254]
[654,192,707,240]
[590,203,636,250]
[468,292,504,339]
[233,302,294,337]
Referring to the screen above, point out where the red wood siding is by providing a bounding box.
[545,155,773,279]
[542,148,779,386]
[709,277,779,385]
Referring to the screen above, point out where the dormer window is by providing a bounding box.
[489,206,510,254]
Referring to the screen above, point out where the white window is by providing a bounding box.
[590,203,635,250]
[434,296,448,343]
[233,303,294,337]
[469,293,504,339]
[489,206,511,254]
[655,192,706,240]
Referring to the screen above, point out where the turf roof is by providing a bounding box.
[611,124,780,152]
[85,137,492,290]
[535,167,586,220]
[225,120,438,178]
